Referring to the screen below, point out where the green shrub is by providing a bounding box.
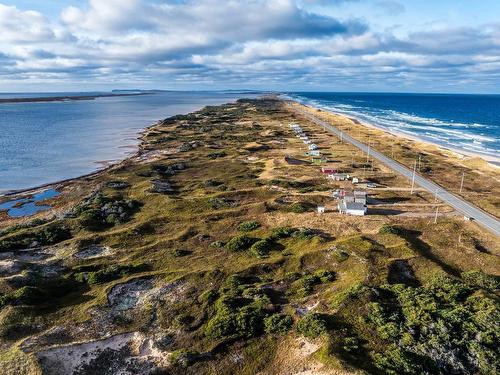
[224,235,256,252]
[374,345,429,374]
[205,307,239,340]
[170,349,200,367]
[264,313,293,334]
[297,313,329,338]
[76,195,140,230]
[378,225,403,235]
[198,290,218,304]
[207,197,234,209]
[80,263,148,285]
[250,239,273,257]
[331,283,368,308]
[238,220,260,232]
[461,270,499,292]
[332,248,349,262]
[292,228,315,240]
[209,241,225,248]
[269,226,297,240]
[299,275,321,294]
[314,269,336,282]
[0,223,71,252]
[172,249,191,257]
[289,202,309,213]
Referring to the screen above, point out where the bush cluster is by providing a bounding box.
[264,313,293,334]
[297,312,329,338]
[238,220,260,232]
[250,239,273,258]
[0,223,71,252]
[224,235,257,252]
[73,263,148,285]
[366,275,499,374]
[75,194,140,230]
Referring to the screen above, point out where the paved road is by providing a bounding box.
[291,104,500,237]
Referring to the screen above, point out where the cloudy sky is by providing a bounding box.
[1,0,499,93]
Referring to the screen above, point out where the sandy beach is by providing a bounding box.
[294,101,500,168]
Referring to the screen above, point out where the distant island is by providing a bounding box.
[0,91,153,104]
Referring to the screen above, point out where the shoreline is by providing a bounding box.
[0,96,252,201]
[0,124,156,200]
[288,98,500,167]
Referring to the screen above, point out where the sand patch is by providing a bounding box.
[35,331,170,375]
[107,278,186,311]
[74,244,112,259]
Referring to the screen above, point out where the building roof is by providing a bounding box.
[345,202,366,211]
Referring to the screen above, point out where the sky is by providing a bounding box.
[1,0,499,93]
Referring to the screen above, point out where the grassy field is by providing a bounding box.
[0,98,498,375]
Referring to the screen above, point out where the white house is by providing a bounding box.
[317,205,326,214]
[309,144,318,150]
[338,201,367,216]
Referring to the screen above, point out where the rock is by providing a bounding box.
[150,180,174,193]
[0,260,23,277]
[106,181,130,190]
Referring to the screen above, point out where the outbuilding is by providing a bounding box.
[327,173,349,181]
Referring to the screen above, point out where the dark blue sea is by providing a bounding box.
[0,91,256,193]
[287,92,500,160]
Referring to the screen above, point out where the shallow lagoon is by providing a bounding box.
[0,189,60,217]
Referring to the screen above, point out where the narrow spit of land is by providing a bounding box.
[289,102,500,237]
[0,92,150,104]
[0,98,498,375]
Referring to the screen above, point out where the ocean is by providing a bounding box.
[287,92,500,160]
[0,91,257,193]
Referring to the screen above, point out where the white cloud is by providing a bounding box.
[0,0,500,92]
[0,4,56,42]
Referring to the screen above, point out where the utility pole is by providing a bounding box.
[417,154,421,172]
[434,205,439,224]
[410,161,417,194]
[366,138,371,163]
[459,172,465,193]
[434,188,439,203]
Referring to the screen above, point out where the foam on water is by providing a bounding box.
[287,92,500,159]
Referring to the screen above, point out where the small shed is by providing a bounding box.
[354,190,367,205]
[328,173,349,181]
[308,144,318,150]
[321,167,337,174]
[352,177,359,184]
[317,205,326,214]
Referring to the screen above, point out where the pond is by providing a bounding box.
[0,189,59,218]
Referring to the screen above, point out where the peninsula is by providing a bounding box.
[0,98,498,375]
